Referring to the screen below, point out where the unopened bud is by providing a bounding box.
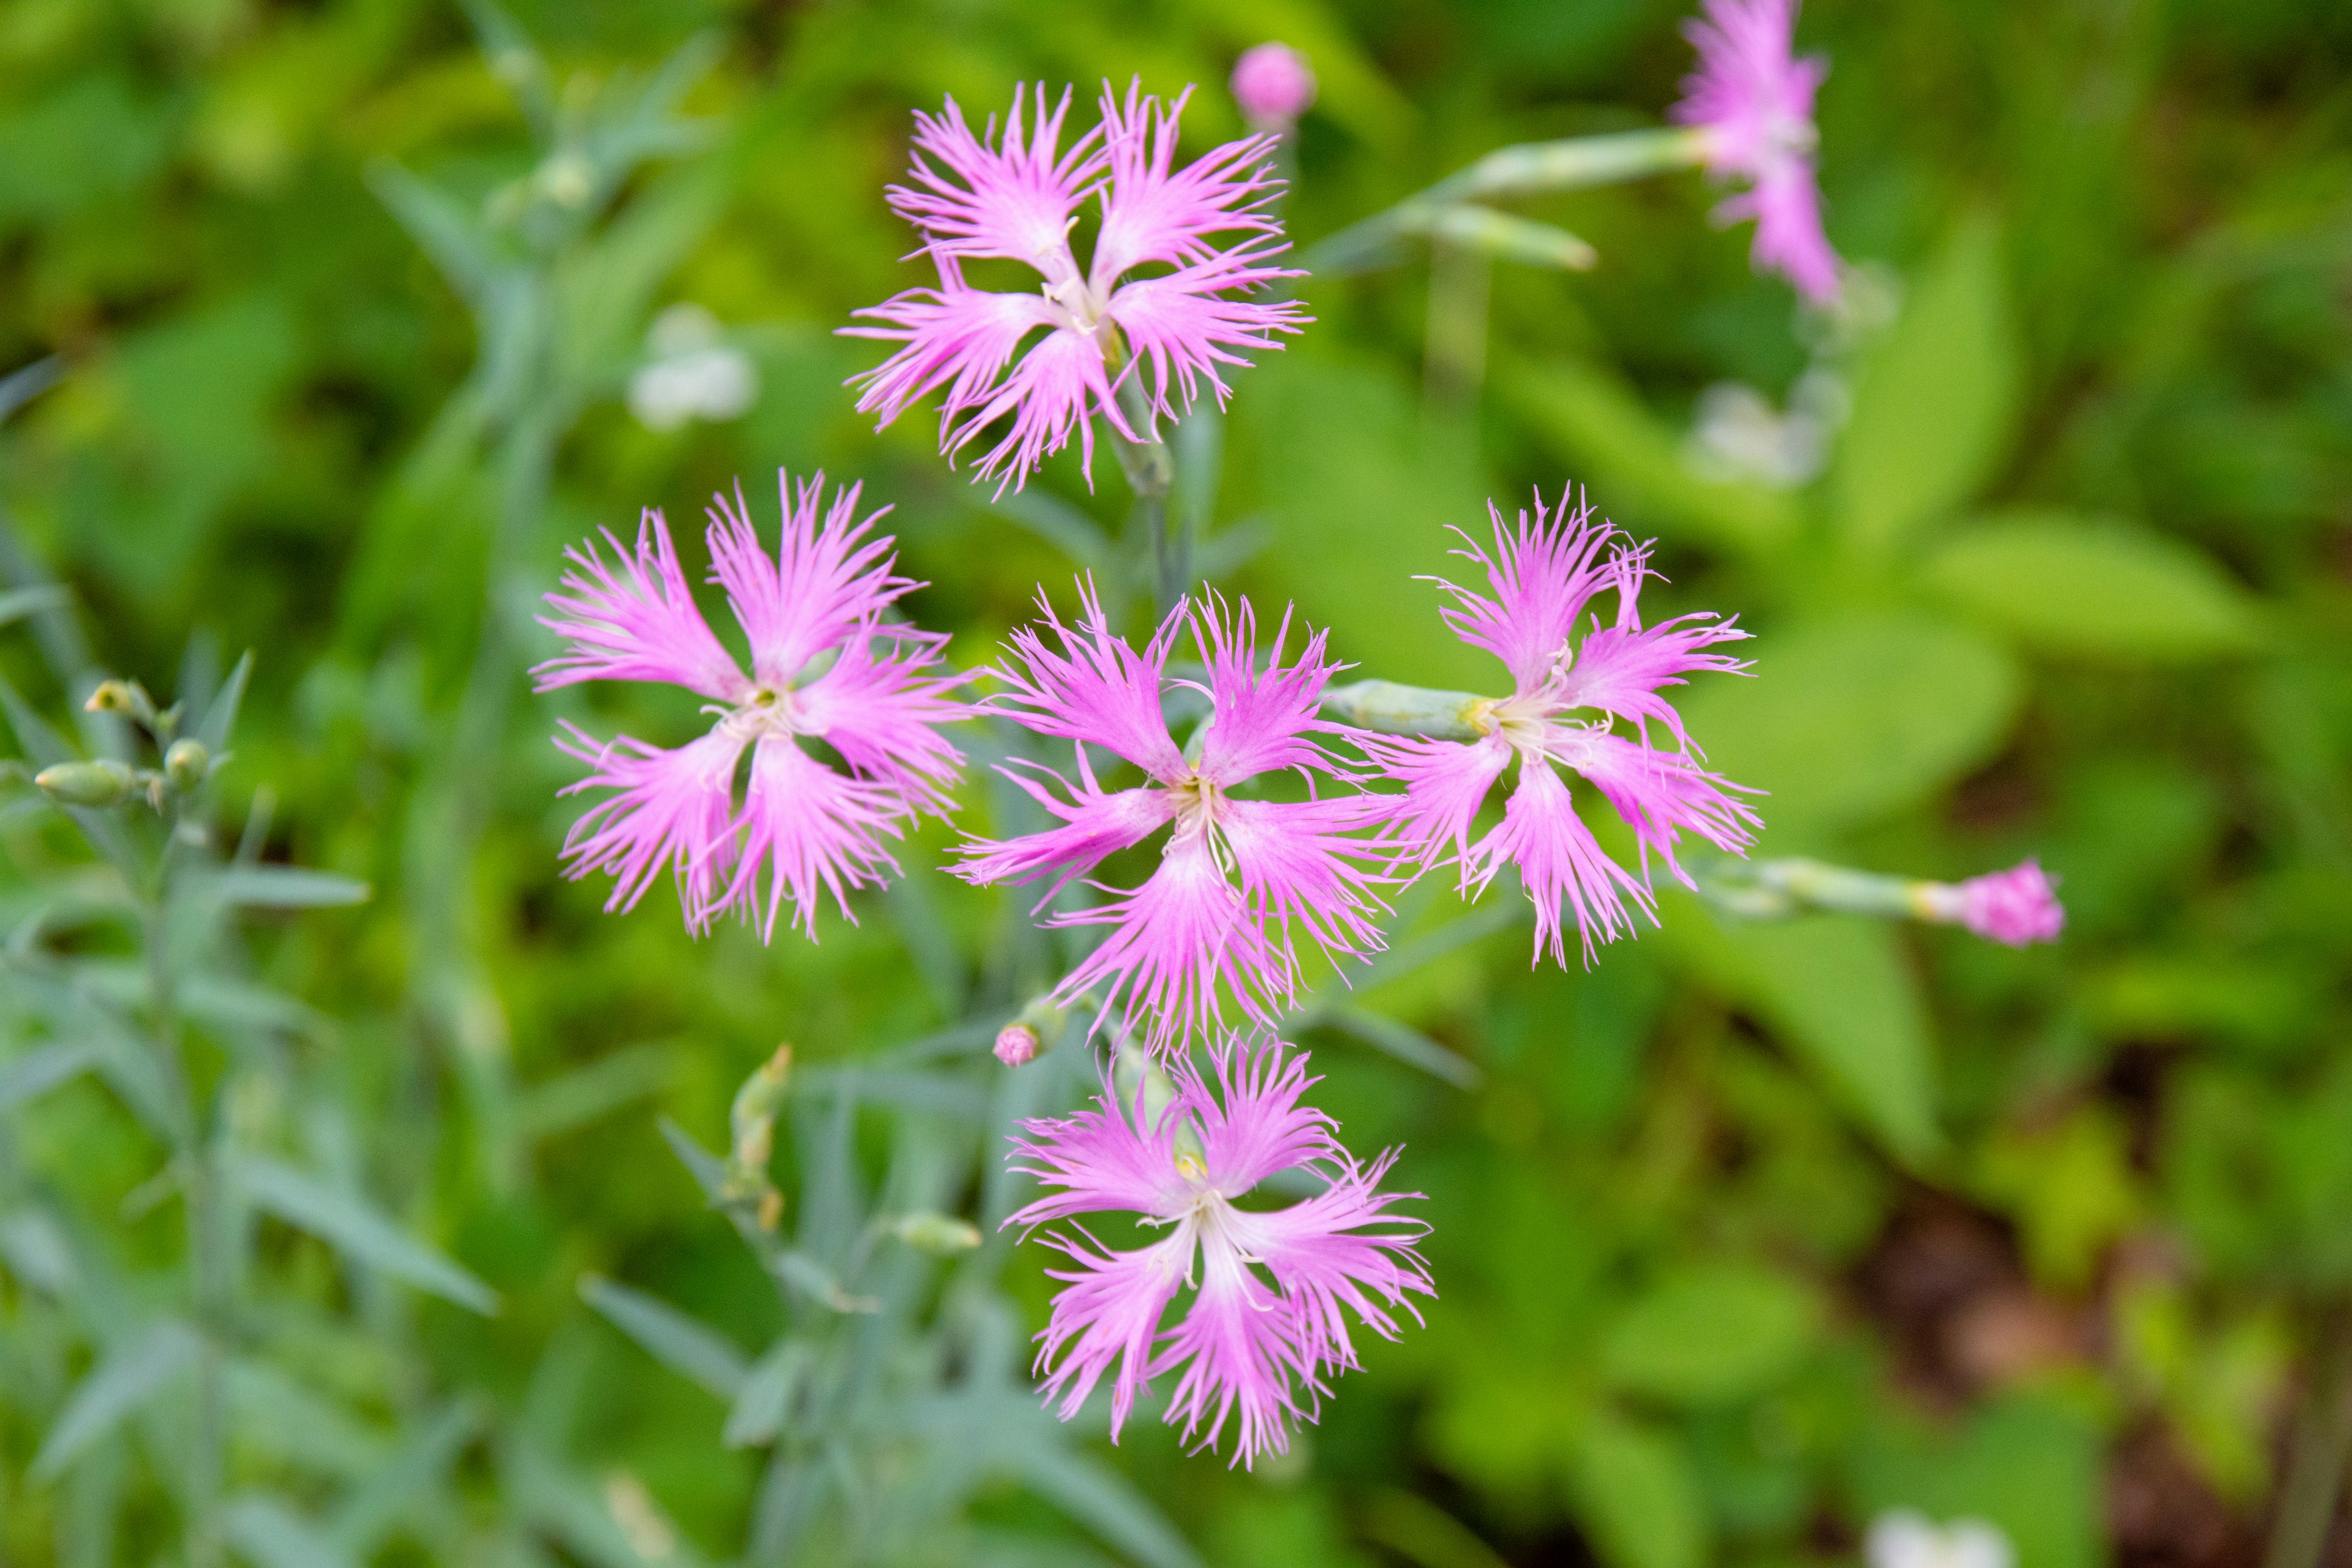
[35,759,133,809]
[1231,42,1316,130]
[83,680,156,725]
[164,739,209,793]
[891,1212,982,1256]
[993,1023,1039,1068]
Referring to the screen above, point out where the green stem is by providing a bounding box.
[2265,1311,2352,1568]
[145,813,224,1568]
[1306,127,1708,276]
[1106,372,1180,613]
[1694,857,1943,922]
[1320,679,1494,741]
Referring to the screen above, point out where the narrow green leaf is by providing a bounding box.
[1316,1007,1482,1089]
[205,865,372,909]
[235,1156,499,1314]
[224,1494,358,1568]
[1923,511,2266,661]
[658,1117,729,1203]
[0,1207,76,1295]
[226,1361,391,1481]
[328,1400,480,1556]
[193,650,253,754]
[0,1040,99,1112]
[1833,216,2019,554]
[1422,205,1596,271]
[368,161,502,311]
[974,489,1112,568]
[0,354,62,425]
[579,1274,747,1398]
[723,1340,812,1449]
[32,1317,201,1480]
[516,1046,674,1142]
[1011,1445,1205,1568]
[0,585,68,629]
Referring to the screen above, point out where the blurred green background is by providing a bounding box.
[4,0,2351,1565]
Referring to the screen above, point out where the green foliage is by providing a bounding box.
[2,1,2349,1566]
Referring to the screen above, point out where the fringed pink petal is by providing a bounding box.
[552,723,744,925]
[888,84,1103,283]
[1472,756,1656,967]
[990,579,1189,781]
[535,510,748,703]
[955,761,1181,903]
[1031,1226,1194,1437]
[1433,494,1619,691]
[704,470,918,690]
[1091,80,1286,286]
[793,631,969,818]
[1050,827,1284,1048]
[712,734,907,943]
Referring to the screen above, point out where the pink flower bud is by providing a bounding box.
[1950,859,2065,948]
[1231,43,1316,130]
[993,1023,1041,1068]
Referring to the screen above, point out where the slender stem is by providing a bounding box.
[2266,1309,2352,1568]
[144,812,224,1568]
[1306,127,1708,276]
[1106,373,1179,613]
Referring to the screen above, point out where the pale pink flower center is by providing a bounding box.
[1163,769,1246,874]
[711,683,813,745]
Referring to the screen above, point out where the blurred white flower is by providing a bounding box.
[1865,1509,2014,1568]
[628,303,757,432]
[1686,367,1846,488]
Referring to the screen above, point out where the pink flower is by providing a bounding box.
[845,82,1308,493]
[1670,0,1842,303]
[1008,1038,1430,1468]
[1924,859,2065,947]
[1366,492,1760,966]
[959,584,1386,1047]
[1231,43,1316,130]
[536,471,966,941]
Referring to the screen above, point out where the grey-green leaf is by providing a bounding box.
[32,1317,202,1480]
[0,585,69,629]
[0,1040,99,1112]
[1923,511,2267,661]
[1315,1007,1482,1089]
[205,865,372,909]
[224,1494,360,1568]
[1011,1445,1205,1568]
[579,1273,747,1397]
[723,1340,811,1449]
[234,1156,498,1314]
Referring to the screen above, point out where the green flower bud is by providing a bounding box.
[83,680,157,725]
[34,760,134,809]
[164,738,209,793]
[891,1213,982,1256]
